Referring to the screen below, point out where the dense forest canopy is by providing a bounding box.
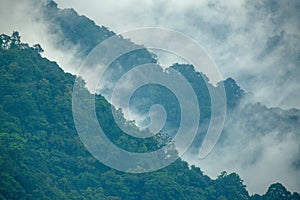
[0,29,299,199]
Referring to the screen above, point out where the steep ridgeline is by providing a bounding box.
[41,1,244,106]
[37,0,300,196]
[42,0,157,71]
[40,1,246,151]
[1,32,299,199]
[42,0,115,55]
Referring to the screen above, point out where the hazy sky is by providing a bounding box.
[1,0,299,194]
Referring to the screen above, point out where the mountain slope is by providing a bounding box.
[1,32,299,199]
[38,0,300,196]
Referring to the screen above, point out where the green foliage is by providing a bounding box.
[43,2,115,56]
[262,183,300,200]
[214,171,249,200]
[0,31,298,199]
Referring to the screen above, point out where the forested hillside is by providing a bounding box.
[0,31,299,199]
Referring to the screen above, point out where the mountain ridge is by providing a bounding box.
[0,27,299,199]
[0,0,299,198]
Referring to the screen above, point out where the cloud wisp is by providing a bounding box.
[183,101,300,194]
[0,0,81,75]
[56,0,300,109]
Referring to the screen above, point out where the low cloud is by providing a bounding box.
[53,2,300,192]
[56,0,300,109]
[183,102,300,194]
[0,0,81,75]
